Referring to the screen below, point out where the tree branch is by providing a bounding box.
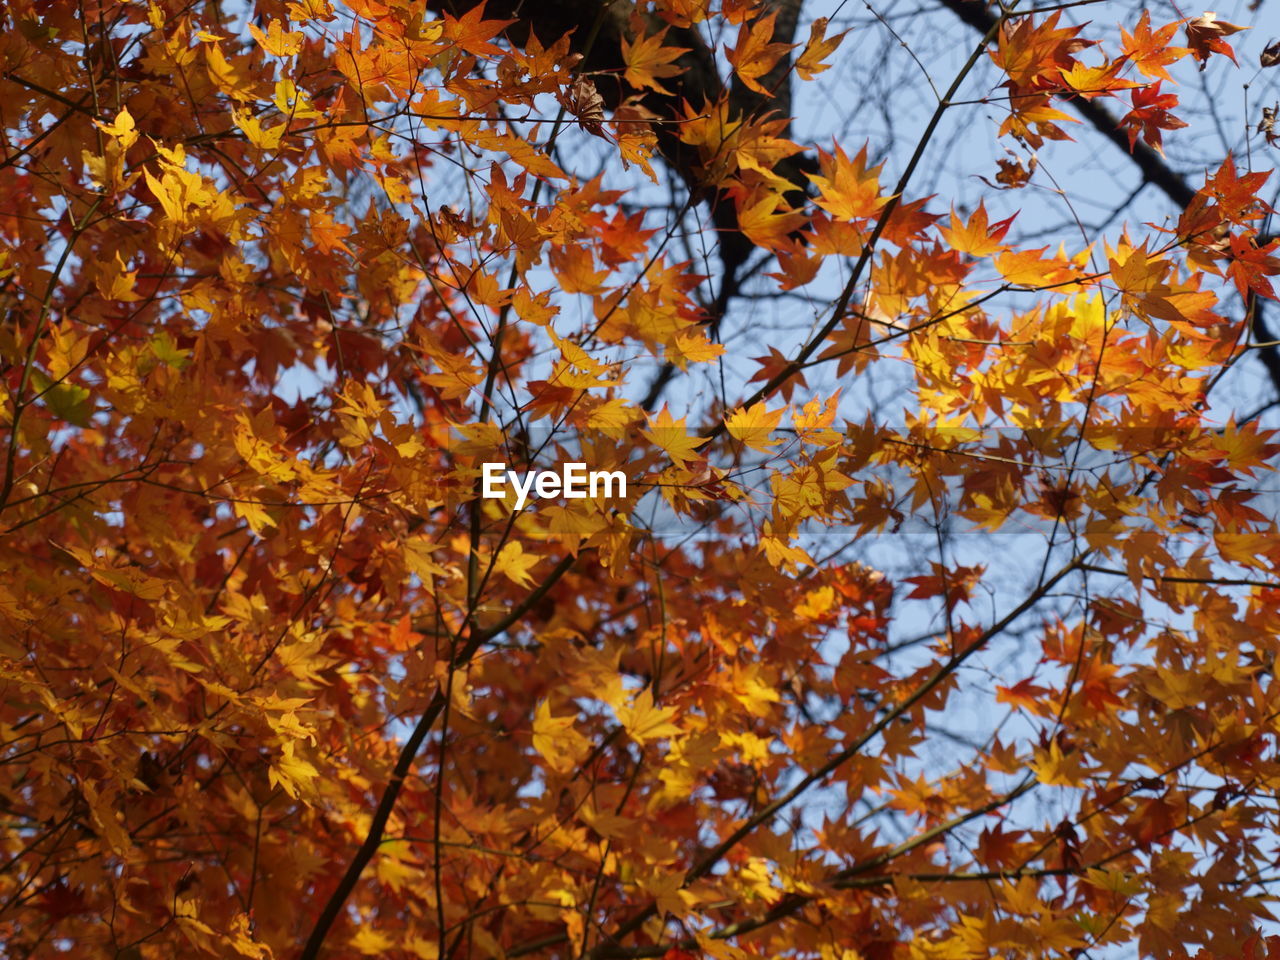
[298,553,578,960]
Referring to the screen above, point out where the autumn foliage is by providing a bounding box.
[4,1,1280,958]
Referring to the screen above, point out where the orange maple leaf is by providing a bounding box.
[747,346,808,401]
[940,202,1015,258]
[1120,10,1190,83]
[622,26,690,94]
[995,677,1052,713]
[807,143,887,222]
[735,189,807,250]
[442,3,514,57]
[726,12,795,96]
[794,17,846,81]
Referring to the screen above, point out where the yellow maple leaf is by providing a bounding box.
[643,405,708,466]
[227,913,273,959]
[730,662,782,717]
[268,741,318,800]
[736,190,807,250]
[793,391,842,445]
[249,17,305,57]
[532,700,591,774]
[794,585,835,619]
[274,78,321,119]
[81,779,133,855]
[233,496,277,534]
[611,686,680,744]
[1215,530,1275,566]
[1145,664,1205,709]
[579,801,633,839]
[1058,60,1138,98]
[96,251,141,302]
[940,202,1013,258]
[670,329,726,369]
[350,926,395,955]
[493,541,538,587]
[585,397,640,437]
[403,538,447,580]
[759,535,813,571]
[1029,740,1084,786]
[94,106,138,149]
[233,108,287,151]
[725,401,785,453]
[375,842,420,894]
[87,563,166,601]
[638,869,692,918]
[205,43,257,101]
[999,875,1043,916]
[144,169,184,225]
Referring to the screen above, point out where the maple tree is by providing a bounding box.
[5,0,1280,958]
